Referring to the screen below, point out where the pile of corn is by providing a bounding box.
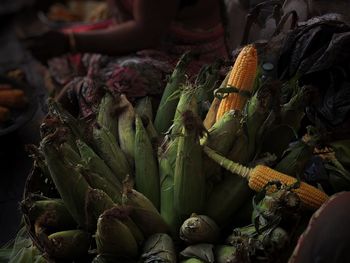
[23,45,330,262]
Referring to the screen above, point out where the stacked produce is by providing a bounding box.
[0,83,28,123]
[19,34,350,262]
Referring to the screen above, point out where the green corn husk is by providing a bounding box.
[92,125,131,183]
[26,144,51,179]
[117,94,136,166]
[141,233,176,263]
[122,184,159,213]
[134,115,160,209]
[85,188,115,229]
[204,174,252,227]
[171,85,198,138]
[47,98,86,142]
[77,140,122,188]
[78,166,122,204]
[259,227,289,252]
[135,96,154,122]
[1,226,47,263]
[174,110,206,222]
[159,149,180,236]
[95,208,138,258]
[214,245,239,263]
[128,206,169,237]
[245,83,274,161]
[97,92,119,139]
[41,136,91,228]
[92,254,138,263]
[22,198,76,231]
[59,142,81,165]
[180,214,220,244]
[144,117,159,148]
[46,230,91,260]
[100,206,144,245]
[203,72,230,130]
[154,52,192,134]
[274,140,314,178]
[202,110,242,183]
[180,244,215,263]
[201,110,242,154]
[181,259,206,263]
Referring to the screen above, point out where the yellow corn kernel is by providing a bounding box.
[249,165,329,209]
[216,45,258,121]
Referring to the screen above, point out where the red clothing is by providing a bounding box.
[49,0,228,117]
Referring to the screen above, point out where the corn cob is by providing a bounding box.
[274,140,313,178]
[181,259,206,263]
[203,73,230,129]
[0,106,10,122]
[96,208,138,259]
[180,244,215,263]
[92,126,131,183]
[216,45,258,121]
[116,94,136,166]
[46,230,91,260]
[214,245,239,263]
[100,206,144,245]
[141,233,177,263]
[171,84,198,137]
[47,98,86,141]
[159,150,179,235]
[76,139,122,190]
[0,89,27,108]
[135,96,154,122]
[78,166,122,204]
[59,142,81,165]
[180,214,220,244]
[134,115,160,209]
[205,174,252,226]
[128,206,170,237]
[154,52,192,134]
[122,183,159,214]
[41,136,91,228]
[203,146,329,209]
[174,110,206,221]
[22,198,76,231]
[97,92,118,140]
[195,62,221,118]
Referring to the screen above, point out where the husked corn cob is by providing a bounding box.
[0,106,10,122]
[216,45,258,121]
[203,146,329,209]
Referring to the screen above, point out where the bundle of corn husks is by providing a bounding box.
[19,41,350,262]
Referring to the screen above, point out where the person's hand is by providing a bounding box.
[22,30,70,64]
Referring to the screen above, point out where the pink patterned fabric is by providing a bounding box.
[49,1,228,117]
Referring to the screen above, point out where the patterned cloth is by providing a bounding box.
[49,1,228,117]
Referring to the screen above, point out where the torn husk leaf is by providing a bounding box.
[141,233,176,263]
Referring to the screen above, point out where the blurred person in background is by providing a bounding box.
[23,0,229,117]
